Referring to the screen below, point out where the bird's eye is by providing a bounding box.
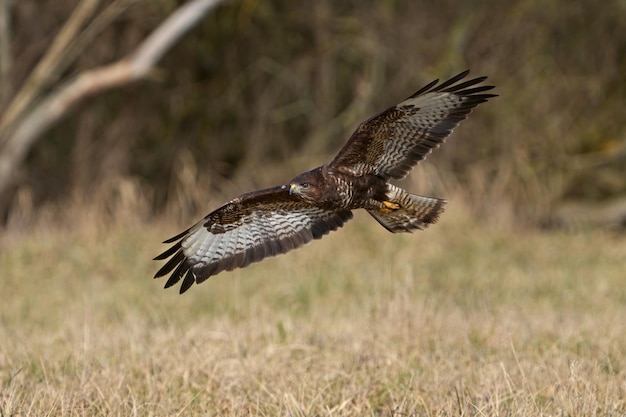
[301,182,310,188]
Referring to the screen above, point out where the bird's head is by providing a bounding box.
[288,167,324,203]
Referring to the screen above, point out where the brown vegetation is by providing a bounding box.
[0,0,624,229]
[2,209,626,415]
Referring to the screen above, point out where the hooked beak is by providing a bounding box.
[289,183,299,196]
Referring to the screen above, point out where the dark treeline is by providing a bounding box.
[1,0,625,228]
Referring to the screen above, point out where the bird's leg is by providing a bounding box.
[380,200,400,213]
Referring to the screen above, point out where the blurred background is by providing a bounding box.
[1,0,625,232]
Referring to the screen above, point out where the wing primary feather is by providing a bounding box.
[179,270,196,294]
[465,93,499,103]
[440,75,487,93]
[154,250,184,277]
[409,78,439,98]
[162,228,190,244]
[456,85,496,95]
[432,69,471,91]
[164,259,188,288]
[153,241,182,261]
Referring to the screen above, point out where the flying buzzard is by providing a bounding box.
[155,70,496,293]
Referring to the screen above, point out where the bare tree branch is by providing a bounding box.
[66,0,140,72]
[0,0,102,140]
[0,0,225,197]
[129,0,221,76]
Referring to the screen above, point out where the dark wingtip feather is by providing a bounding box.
[162,228,189,244]
[153,241,181,261]
[433,69,471,91]
[408,70,498,100]
[409,78,439,98]
[154,228,196,293]
[456,85,495,95]
[179,270,196,294]
[162,259,188,288]
[154,250,184,278]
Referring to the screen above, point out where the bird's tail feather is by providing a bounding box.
[367,190,447,233]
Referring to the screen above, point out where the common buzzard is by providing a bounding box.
[155,70,496,293]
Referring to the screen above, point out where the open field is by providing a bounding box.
[1,207,625,416]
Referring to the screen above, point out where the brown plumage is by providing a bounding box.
[155,70,497,293]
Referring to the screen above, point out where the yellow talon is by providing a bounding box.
[381,201,400,213]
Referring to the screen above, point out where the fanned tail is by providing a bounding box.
[368,188,447,233]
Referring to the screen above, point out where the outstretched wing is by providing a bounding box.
[329,70,497,180]
[154,185,353,293]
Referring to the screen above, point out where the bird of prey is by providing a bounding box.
[155,70,496,293]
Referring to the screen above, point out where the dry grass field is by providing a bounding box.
[1,205,625,416]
